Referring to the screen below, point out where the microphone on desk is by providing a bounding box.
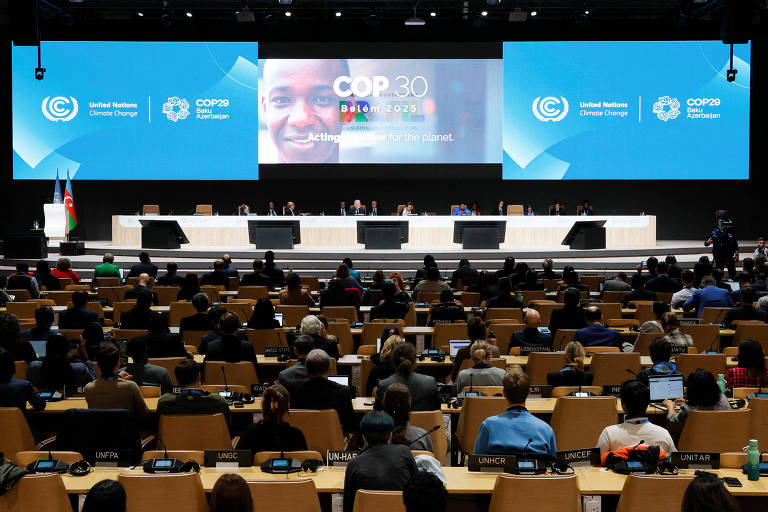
[469,373,473,394]
[707,336,719,354]
[156,437,169,459]
[521,438,533,461]
[626,368,639,378]
[408,426,441,448]
[220,367,233,401]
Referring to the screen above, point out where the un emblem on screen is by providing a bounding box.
[162,96,190,122]
[42,96,78,122]
[532,96,569,122]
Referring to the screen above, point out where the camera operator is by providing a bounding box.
[705,210,739,280]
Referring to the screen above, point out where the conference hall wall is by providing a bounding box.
[3,37,762,243]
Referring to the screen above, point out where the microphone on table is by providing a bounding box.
[522,438,533,460]
[626,368,639,378]
[156,437,169,459]
[707,336,719,354]
[469,373,473,394]
[408,425,441,448]
[220,367,233,401]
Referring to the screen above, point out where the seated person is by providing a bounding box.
[277,335,315,390]
[124,273,159,306]
[603,272,632,292]
[156,262,185,287]
[84,343,148,421]
[127,252,158,279]
[51,257,81,283]
[6,262,40,299]
[367,334,405,397]
[222,254,238,279]
[0,347,45,411]
[278,272,315,307]
[27,334,95,390]
[725,339,768,388]
[682,276,733,317]
[343,411,417,512]
[343,258,361,281]
[299,315,340,359]
[204,313,259,372]
[664,369,731,443]
[597,379,676,456]
[548,287,587,336]
[574,307,622,349]
[290,349,357,432]
[20,305,56,342]
[403,471,447,512]
[637,339,679,386]
[157,359,230,425]
[134,313,189,359]
[557,268,590,292]
[450,317,500,382]
[723,286,767,327]
[200,259,230,290]
[320,279,361,309]
[199,306,248,355]
[383,383,435,452]
[176,273,202,301]
[59,291,100,329]
[119,338,173,393]
[118,291,158,329]
[33,260,60,291]
[517,270,545,291]
[450,259,479,289]
[413,267,450,296]
[660,312,694,348]
[473,366,557,456]
[361,271,385,307]
[336,264,364,293]
[388,273,413,303]
[621,274,657,306]
[236,384,307,456]
[179,292,216,336]
[548,202,565,216]
[427,290,464,326]
[375,343,441,412]
[81,478,127,512]
[682,473,740,512]
[452,203,471,216]
[644,262,683,293]
[247,297,281,329]
[579,200,593,216]
[455,340,506,392]
[240,259,271,288]
[672,269,697,309]
[370,282,410,321]
[486,278,524,309]
[634,301,668,342]
[509,310,553,349]
[547,342,594,388]
[537,258,560,280]
[0,312,37,363]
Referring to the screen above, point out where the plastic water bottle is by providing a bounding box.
[717,374,727,394]
[746,439,760,481]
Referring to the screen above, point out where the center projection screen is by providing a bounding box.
[11,40,751,181]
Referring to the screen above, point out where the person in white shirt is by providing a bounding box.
[754,237,767,259]
[671,269,696,309]
[597,379,676,456]
[401,202,415,216]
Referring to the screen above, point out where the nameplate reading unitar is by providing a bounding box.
[670,452,720,469]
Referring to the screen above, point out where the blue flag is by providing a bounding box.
[53,169,63,204]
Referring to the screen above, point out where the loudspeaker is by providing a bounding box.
[3,233,48,259]
[10,0,39,46]
[60,241,85,256]
[364,227,401,249]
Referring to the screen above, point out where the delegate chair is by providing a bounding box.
[245,328,286,354]
[14,361,28,379]
[155,287,182,306]
[56,329,84,341]
[679,323,720,354]
[361,320,405,346]
[534,303,564,327]
[552,329,577,350]
[732,324,768,348]
[112,302,139,326]
[632,302,656,325]
[119,472,208,512]
[454,396,507,460]
[158,414,233,451]
[699,307,731,325]
[142,204,160,215]
[12,451,83,467]
[748,398,768,448]
[358,359,375,398]
[275,305,310,328]
[556,291,589,303]
[326,320,354,355]
[519,290,547,303]
[195,204,213,216]
[238,286,269,300]
[616,475,694,512]
[353,490,404,512]
[601,290,631,304]
[148,357,187,386]
[486,308,523,323]
[526,352,567,385]
[488,323,525,355]
[180,331,213,351]
[300,276,320,291]
[580,276,606,293]
[247,479,321,512]
[594,303,623,321]
[675,353,727,380]
[200,285,223,303]
[633,332,666,356]
[433,322,470,350]
[0,408,53,460]
[0,473,72,512]
[203,361,259,387]
[5,302,37,320]
[169,302,197,327]
[459,292,481,307]
[489,474,580,512]
[506,205,524,216]
[550,396,618,451]
[140,386,161,398]
[94,276,121,288]
[222,302,254,323]
[288,410,346,459]
[112,329,150,342]
[56,408,145,465]
[45,291,74,306]
[409,411,447,464]
[590,352,641,387]
[417,291,442,304]
[321,306,358,324]
[5,289,32,302]
[678,410,750,452]
[97,285,130,305]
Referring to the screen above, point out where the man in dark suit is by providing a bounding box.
[665,255,683,279]
[222,254,238,279]
[200,260,230,290]
[59,291,100,329]
[290,349,357,432]
[426,289,464,326]
[264,251,285,289]
[156,262,185,287]
[509,310,553,349]
[574,307,622,348]
[124,273,159,306]
[348,199,366,216]
[548,288,587,336]
[203,313,259,372]
[127,252,158,279]
[632,257,658,287]
[644,263,682,293]
[134,313,190,358]
[20,306,56,342]
[338,201,348,216]
[6,263,40,299]
[118,291,158,329]
[411,255,437,290]
[622,274,657,307]
[179,293,216,336]
[368,200,378,216]
[450,259,479,289]
[284,201,298,216]
[240,259,271,287]
[370,282,411,322]
[199,306,248,354]
[299,315,341,359]
[682,276,734,317]
[266,201,279,216]
[278,335,314,389]
[34,260,60,291]
[723,287,767,327]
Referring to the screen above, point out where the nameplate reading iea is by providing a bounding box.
[326,450,360,467]
[520,346,552,354]
[84,449,132,468]
[204,450,252,468]
[467,454,517,473]
[251,384,269,397]
[264,346,293,358]
[529,385,553,398]
[557,448,601,467]
[671,452,720,469]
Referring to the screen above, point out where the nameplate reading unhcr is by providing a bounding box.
[326,450,360,467]
[264,346,293,358]
[468,454,517,473]
[204,450,252,468]
[671,452,720,469]
[557,448,601,467]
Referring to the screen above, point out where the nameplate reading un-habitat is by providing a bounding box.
[326,450,360,467]
[467,454,518,473]
[204,450,252,468]
[671,452,720,469]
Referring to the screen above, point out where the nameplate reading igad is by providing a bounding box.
[467,454,517,473]
[602,385,622,396]
[251,384,269,397]
[204,450,252,468]
[529,385,553,398]
[84,449,132,468]
[326,450,360,467]
[557,448,601,467]
[670,452,720,469]
[264,346,293,358]
[520,346,552,354]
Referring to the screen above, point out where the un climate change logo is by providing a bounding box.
[162,97,190,122]
[652,96,681,122]
[532,96,569,122]
[42,96,78,122]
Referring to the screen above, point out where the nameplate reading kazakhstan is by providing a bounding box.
[264,346,293,358]
[468,454,517,473]
[557,448,601,467]
[670,452,720,469]
[204,450,252,468]
[326,450,360,467]
[520,345,552,354]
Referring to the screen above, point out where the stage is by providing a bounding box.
[112,214,656,249]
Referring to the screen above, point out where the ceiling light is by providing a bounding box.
[185,11,192,17]
[335,11,342,16]
[530,10,537,16]
[481,10,488,16]
[584,9,590,14]
[285,11,291,16]
[137,11,144,16]
[430,11,436,16]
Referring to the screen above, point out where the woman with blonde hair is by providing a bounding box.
[455,340,506,392]
[236,384,307,456]
[366,334,405,396]
[546,341,594,387]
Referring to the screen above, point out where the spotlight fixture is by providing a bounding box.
[481,10,488,16]
[430,11,436,16]
[530,10,537,16]
[405,6,425,25]
[278,0,292,4]
[236,9,256,22]
[137,11,144,17]
[335,11,342,16]
[285,11,291,16]
[185,11,192,17]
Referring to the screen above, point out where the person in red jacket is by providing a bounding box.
[50,257,81,284]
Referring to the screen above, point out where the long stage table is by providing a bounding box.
[112,215,656,248]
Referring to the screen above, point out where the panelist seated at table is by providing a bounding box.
[524,204,536,216]
[456,341,506,392]
[427,290,465,326]
[338,201,348,216]
[125,273,159,306]
[509,310,553,349]
[283,201,299,216]
[574,307,622,349]
[120,338,173,393]
[241,259,272,288]
[369,200,379,216]
[84,343,148,421]
[27,334,95,390]
[157,359,231,426]
[156,262,185,287]
[469,202,482,216]
[452,203,471,216]
[236,383,307,456]
[200,260,231,290]
[59,291,100,329]
[473,366,557,457]
[548,201,566,216]
[401,202,416,216]
[370,282,411,321]
[375,343,441,412]
[20,305,56,343]
[279,272,316,307]
[343,411,417,512]
[578,200,593,216]
[596,379,676,456]
[663,369,731,443]
[546,341,594,388]
[681,276,733,317]
[0,347,46,411]
[266,201,279,216]
[349,199,366,216]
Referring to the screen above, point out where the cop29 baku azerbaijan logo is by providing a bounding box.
[532,96,569,123]
[42,96,78,122]
[652,96,681,122]
[162,97,190,122]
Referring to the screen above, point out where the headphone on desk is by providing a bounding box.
[68,460,92,477]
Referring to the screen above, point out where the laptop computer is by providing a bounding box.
[328,375,349,386]
[29,340,47,358]
[648,374,685,403]
[274,313,283,327]
[449,339,472,358]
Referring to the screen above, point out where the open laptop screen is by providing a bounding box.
[328,375,349,387]
[449,339,472,358]
[648,374,685,402]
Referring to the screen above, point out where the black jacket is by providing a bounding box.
[451,266,479,288]
[236,421,307,456]
[546,368,594,387]
[124,285,159,306]
[240,272,271,287]
[370,300,410,321]
[156,273,185,287]
[320,289,359,309]
[509,328,553,349]
[548,306,586,336]
[135,332,189,358]
[34,272,60,291]
[179,313,216,334]
[200,271,230,290]
[204,338,259,372]
[290,377,358,432]
[622,288,657,306]
[127,262,158,278]
[343,443,416,512]
[427,302,465,326]
[59,307,100,330]
[644,274,682,293]
[487,295,525,309]
[119,307,159,329]
[723,306,768,328]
